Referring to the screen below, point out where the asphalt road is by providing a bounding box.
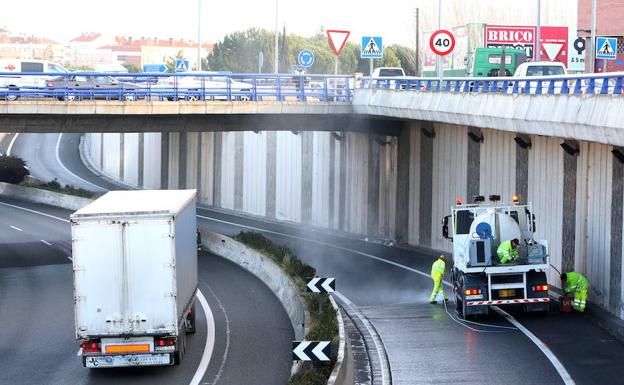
[0,133,293,385]
[7,132,624,384]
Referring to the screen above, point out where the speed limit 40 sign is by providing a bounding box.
[429,29,455,56]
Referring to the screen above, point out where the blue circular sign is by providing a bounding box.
[298,50,315,68]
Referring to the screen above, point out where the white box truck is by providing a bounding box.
[71,190,198,368]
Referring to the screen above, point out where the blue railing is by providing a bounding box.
[362,72,624,95]
[0,72,355,102]
[1,71,622,103]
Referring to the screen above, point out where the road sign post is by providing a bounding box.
[327,30,350,75]
[429,29,456,80]
[361,36,383,79]
[297,50,315,69]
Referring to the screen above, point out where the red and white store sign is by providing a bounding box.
[484,25,568,64]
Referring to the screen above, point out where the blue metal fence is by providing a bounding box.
[361,72,624,95]
[0,71,622,102]
[0,72,354,102]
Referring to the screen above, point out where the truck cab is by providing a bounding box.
[468,48,527,77]
[442,195,550,318]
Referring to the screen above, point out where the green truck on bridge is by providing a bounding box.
[423,47,527,78]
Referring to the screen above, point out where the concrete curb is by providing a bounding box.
[327,295,354,385]
[0,182,93,211]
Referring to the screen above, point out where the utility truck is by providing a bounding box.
[442,195,550,319]
[71,190,198,368]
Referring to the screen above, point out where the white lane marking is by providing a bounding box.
[493,306,576,385]
[6,133,19,156]
[0,201,69,223]
[67,256,73,261]
[10,225,23,232]
[189,290,216,385]
[55,133,104,191]
[197,212,576,384]
[198,278,230,385]
[41,240,52,246]
[0,199,216,385]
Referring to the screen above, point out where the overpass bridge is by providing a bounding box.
[3,71,624,384]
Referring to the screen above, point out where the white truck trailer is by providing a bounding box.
[442,195,550,318]
[71,190,198,368]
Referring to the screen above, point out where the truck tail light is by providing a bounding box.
[533,285,548,292]
[464,289,481,295]
[80,339,101,354]
[155,337,175,347]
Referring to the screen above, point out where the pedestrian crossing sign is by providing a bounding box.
[175,59,189,72]
[361,36,383,59]
[596,37,617,60]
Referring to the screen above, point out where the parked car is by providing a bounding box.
[46,75,139,101]
[152,71,252,101]
[0,59,69,101]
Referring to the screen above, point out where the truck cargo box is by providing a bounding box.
[71,190,198,340]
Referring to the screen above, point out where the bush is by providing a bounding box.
[21,178,95,198]
[0,155,29,184]
[234,232,339,385]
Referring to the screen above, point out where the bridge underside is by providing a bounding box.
[0,113,404,135]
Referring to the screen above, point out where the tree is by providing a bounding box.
[165,50,186,73]
[0,156,29,184]
[122,63,141,73]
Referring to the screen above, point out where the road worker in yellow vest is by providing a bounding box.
[430,255,447,304]
[497,238,520,264]
[561,272,589,312]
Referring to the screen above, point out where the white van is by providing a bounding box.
[0,59,69,100]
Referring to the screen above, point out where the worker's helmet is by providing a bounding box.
[439,255,446,261]
[511,238,520,247]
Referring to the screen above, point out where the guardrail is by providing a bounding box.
[362,72,624,95]
[0,72,355,102]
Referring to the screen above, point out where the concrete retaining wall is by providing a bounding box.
[200,230,306,341]
[84,120,624,320]
[0,182,93,211]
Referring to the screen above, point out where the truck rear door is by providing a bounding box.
[73,220,125,336]
[124,218,177,334]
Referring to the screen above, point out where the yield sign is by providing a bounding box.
[542,43,564,61]
[326,30,350,56]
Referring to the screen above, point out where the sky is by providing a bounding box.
[3,0,576,47]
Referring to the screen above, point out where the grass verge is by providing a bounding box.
[233,231,339,385]
[21,178,95,199]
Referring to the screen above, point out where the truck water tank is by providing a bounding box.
[469,210,522,243]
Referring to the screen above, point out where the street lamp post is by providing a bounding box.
[535,0,541,61]
[589,0,596,73]
[197,0,202,70]
[274,0,279,74]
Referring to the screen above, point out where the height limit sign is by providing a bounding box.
[429,29,455,56]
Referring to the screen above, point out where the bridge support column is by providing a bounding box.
[234,132,244,211]
[338,134,347,232]
[466,127,481,200]
[328,135,336,229]
[266,131,277,218]
[419,122,434,247]
[301,132,313,224]
[178,132,187,189]
[395,123,410,244]
[160,133,169,189]
[367,134,381,237]
[119,133,125,182]
[610,147,624,315]
[138,133,144,188]
[515,134,530,203]
[562,140,578,274]
[213,132,222,208]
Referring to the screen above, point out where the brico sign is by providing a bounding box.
[485,25,536,58]
[484,25,568,64]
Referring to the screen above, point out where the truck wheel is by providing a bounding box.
[186,303,196,334]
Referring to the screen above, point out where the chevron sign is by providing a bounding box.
[292,341,331,361]
[306,277,335,293]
